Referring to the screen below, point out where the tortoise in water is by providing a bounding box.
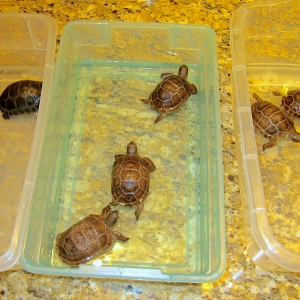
[111,141,156,221]
[0,80,42,120]
[141,65,198,123]
[251,93,300,150]
[56,205,129,267]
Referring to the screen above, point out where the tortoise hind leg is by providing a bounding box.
[155,112,167,123]
[135,202,144,221]
[141,98,149,104]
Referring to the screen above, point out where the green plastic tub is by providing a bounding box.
[21,21,225,282]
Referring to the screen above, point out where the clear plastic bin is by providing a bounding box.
[230,0,300,271]
[0,13,57,271]
[21,21,225,282]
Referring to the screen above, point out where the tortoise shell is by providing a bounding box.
[281,89,300,118]
[141,65,197,123]
[111,141,156,220]
[0,80,42,120]
[251,93,300,150]
[56,205,129,267]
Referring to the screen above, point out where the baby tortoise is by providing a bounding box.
[274,89,300,118]
[0,80,42,120]
[56,205,129,267]
[111,141,156,221]
[141,65,197,123]
[251,93,300,150]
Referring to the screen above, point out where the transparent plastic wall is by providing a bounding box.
[0,14,57,271]
[230,0,300,272]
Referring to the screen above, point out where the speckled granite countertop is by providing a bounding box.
[0,0,300,299]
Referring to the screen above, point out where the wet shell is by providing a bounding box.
[141,65,197,123]
[281,89,300,118]
[251,93,300,150]
[111,141,156,220]
[56,205,129,267]
[0,80,42,120]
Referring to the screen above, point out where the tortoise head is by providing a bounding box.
[178,65,188,79]
[127,141,137,156]
[289,130,300,143]
[104,210,119,228]
[100,204,118,227]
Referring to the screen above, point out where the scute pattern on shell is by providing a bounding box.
[56,205,129,267]
[111,141,156,220]
[112,155,150,205]
[0,80,42,120]
[151,76,190,111]
[141,65,197,123]
[282,89,300,118]
[56,214,114,267]
[251,100,294,138]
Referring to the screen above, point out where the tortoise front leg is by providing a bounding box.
[189,83,198,95]
[160,72,173,79]
[100,204,111,218]
[114,231,130,242]
[262,139,277,151]
[143,157,156,172]
[2,113,9,120]
[253,93,264,103]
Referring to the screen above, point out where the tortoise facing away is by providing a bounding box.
[111,141,156,221]
[0,80,42,120]
[56,205,129,267]
[141,65,198,123]
[251,93,300,150]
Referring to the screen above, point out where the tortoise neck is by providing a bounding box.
[127,141,137,155]
[178,65,188,79]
